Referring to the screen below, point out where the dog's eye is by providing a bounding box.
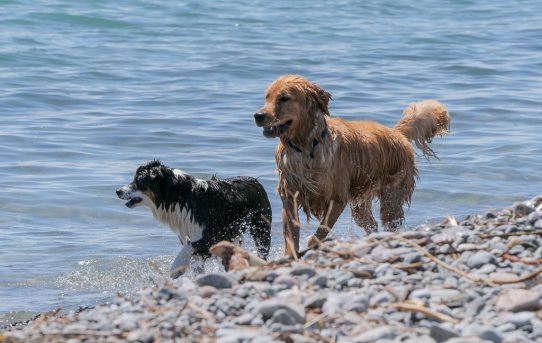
[279,95,290,103]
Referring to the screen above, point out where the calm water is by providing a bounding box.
[1,0,541,325]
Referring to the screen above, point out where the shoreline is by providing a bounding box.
[2,196,542,343]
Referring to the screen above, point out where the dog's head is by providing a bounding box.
[116,160,175,209]
[253,75,331,139]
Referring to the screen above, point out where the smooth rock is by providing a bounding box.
[234,313,254,325]
[403,252,423,263]
[290,266,317,278]
[304,294,327,309]
[466,251,497,269]
[273,275,298,287]
[429,323,459,342]
[257,300,305,324]
[506,311,535,328]
[345,294,370,313]
[479,327,503,343]
[196,273,233,289]
[353,326,396,343]
[268,309,297,326]
[311,275,328,288]
[495,289,541,312]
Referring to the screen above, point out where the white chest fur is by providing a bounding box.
[152,203,203,245]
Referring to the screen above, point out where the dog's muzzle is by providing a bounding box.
[254,112,291,138]
[116,186,143,208]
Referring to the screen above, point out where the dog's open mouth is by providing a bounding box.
[125,197,142,208]
[263,120,292,138]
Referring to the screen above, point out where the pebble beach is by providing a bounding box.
[2,196,542,343]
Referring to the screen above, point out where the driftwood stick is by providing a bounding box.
[393,236,497,287]
[387,300,459,323]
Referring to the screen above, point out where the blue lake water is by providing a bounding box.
[1,0,541,326]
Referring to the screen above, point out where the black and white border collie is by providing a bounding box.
[116,160,272,278]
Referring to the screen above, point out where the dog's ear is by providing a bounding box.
[304,81,332,116]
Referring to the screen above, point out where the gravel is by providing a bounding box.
[2,196,542,342]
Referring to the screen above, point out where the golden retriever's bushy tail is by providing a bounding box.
[394,99,451,158]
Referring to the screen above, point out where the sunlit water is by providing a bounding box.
[1,0,541,326]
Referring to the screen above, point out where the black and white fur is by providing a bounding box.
[116,160,272,278]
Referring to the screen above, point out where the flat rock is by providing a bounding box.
[430,323,459,342]
[257,300,305,324]
[196,273,233,289]
[505,311,535,328]
[495,289,541,312]
[466,251,497,269]
[353,325,396,343]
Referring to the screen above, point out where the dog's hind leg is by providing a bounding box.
[379,184,409,232]
[351,197,378,235]
[170,244,193,279]
[248,214,271,260]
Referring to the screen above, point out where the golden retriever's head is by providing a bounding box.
[254,75,331,139]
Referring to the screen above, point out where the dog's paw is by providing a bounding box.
[307,235,321,249]
[170,265,188,279]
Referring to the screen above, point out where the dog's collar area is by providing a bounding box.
[286,127,328,158]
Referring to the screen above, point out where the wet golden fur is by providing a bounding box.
[254,75,450,256]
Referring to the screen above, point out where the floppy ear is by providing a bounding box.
[305,81,332,116]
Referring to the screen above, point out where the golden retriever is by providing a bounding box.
[253,75,450,256]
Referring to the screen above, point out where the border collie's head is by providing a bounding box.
[116,160,176,209]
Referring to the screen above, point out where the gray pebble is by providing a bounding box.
[496,289,541,312]
[506,311,535,328]
[196,273,233,289]
[257,300,305,324]
[457,243,479,252]
[273,275,298,287]
[304,294,328,309]
[476,263,497,274]
[466,251,497,269]
[157,286,187,301]
[233,313,253,325]
[345,294,370,313]
[410,288,431,299]
[290,266,317,278]
[429,323,459,342]
[353,326,396,343]
[479,327,503,343]
[508,244,525,255]
[268,309,297,326]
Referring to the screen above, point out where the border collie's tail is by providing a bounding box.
[394,99,451,158]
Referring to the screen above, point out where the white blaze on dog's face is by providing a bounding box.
[116,183,154,209]
[116,160,165,210]
[116,160,205,246]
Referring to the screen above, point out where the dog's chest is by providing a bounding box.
[153,204,203,245]
[279,141,336,195]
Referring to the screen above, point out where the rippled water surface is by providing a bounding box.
[1,0,541,325]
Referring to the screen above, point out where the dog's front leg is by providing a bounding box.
[170,244,193,279]
[308,200,346,248]
[281,196,300,257]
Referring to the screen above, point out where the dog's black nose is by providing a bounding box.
[116,189,123,197]
[254,112,268,126]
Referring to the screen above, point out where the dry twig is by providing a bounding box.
[392,236,497,287]
[387,300,459,323]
